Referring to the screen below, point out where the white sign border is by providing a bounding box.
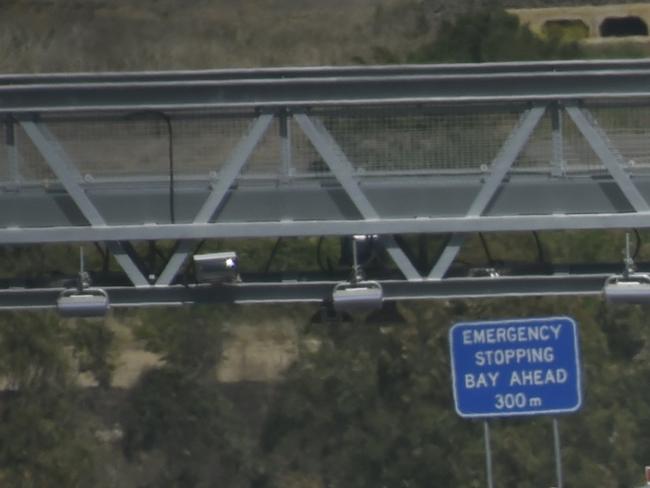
[449,316,583,418]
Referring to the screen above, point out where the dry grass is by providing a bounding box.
[0,0,431,72]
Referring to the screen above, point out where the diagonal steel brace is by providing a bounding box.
[20,120,151,287]
[428,106,547,279]
[566,105,650,212]
[295,112,421,281]
[155,114,274,286]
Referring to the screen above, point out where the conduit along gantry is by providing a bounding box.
[3,59,650,313]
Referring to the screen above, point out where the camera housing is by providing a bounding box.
[193,252,238,283]
[603,274,650,304]
[57,288,110,317]
[332,280,383,313]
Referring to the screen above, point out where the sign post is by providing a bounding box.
[553,417,563,488]
[449,316,581,487]
[483,420,494,488]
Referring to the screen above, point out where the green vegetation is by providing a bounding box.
[582,41,650,59]
[0,0,431,72]
[542,19,591,43]
[408,8,583,63]
[1,2,650,487]
[2,296,650,486]
[0,313,107,487]
[259,298,650,487]
[68,320,115,389]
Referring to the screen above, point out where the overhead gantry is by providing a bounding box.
[3,60,650,311]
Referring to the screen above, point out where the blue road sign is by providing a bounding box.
[449,316,582,418]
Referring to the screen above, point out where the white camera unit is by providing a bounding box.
[332,280,383,313]
[193,251,238,283]
[603,274,650,304]
[57,288,110,318]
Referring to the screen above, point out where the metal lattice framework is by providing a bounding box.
[4,60,650,309]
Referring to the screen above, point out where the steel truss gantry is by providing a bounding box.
[3,60,650,309]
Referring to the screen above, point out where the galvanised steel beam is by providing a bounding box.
[429,106,546,279]
[1,213,650,245]
[0,274,611,310]
[155,114,273,286]
[566,106,650,212]
[2,61,650,308]
[6,61,650,113]
[0,176,643,234]
[295,112,421,280]
[4,59,650,88]
[20,120,150,287]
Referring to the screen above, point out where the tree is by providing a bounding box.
[121,306,254,487]
[68,320,116,389]
[131,306,225,379]
[260,298,650,487]
[260,305,487,487]
[0,312,104,487]
[122,367,248,487]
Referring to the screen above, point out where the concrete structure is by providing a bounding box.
[510,3,650,44]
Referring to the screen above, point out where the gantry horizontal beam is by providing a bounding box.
[0,175,647,237]
[0,274,612,310]
[3,61,650,308]
[0,213,650,245]
[3,59,650,86]
[5,60,650,113]
[0,172,648,244]
[0,212,649,245]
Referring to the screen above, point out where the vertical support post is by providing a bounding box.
[553,418,563,488]
[279,110,292,183]
[484,420,494,488]
[550,103,566,177]
[352,237,359,276]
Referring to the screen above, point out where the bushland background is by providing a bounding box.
[2,1,650,487]
[3,0,649,72]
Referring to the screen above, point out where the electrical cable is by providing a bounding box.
[316,236,334,273]
[316,236,326,272]
[478,233,495,267]
[532,231,546,265]
[264,238,283,274]
[93,242,110,276]
[633,228,642,260]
